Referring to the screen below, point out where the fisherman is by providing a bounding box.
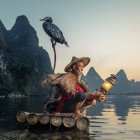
[43,57,106,116]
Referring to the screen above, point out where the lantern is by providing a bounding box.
[100,74,117,94]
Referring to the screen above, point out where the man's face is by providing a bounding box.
[72,61,84,76]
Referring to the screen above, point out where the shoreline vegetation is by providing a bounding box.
[0,92,48,98]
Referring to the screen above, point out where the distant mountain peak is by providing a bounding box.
[89,67,95,71]
[117,69,128,80]
[118,69,125,73]
[11,15,31,32]
[85,67,104,91]
[87,67,100,76]
[88,67,96,73]
[9,15,38,47]
[15,15,30,26]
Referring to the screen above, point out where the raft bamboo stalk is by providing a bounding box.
[51,116,62,126]
[27,113,39,125]
[16,111,30,122]
[63,116,76,128]
[38,113,50,125]
[76,117,90,131]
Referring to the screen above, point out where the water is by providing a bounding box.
[0,94,140,140]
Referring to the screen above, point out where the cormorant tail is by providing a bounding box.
[64,41,69,47]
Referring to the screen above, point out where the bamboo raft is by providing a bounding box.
[16,111,90,132]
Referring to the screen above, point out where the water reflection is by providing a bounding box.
[113,94,133,120]
[0,129,93,140]
[0,94,140,140]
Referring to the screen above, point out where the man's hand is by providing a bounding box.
[98,93,106,102]
[92,91,106,102]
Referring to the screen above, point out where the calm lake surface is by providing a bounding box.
[0,94,140,140]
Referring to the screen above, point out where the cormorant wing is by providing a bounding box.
[43,22,65,43]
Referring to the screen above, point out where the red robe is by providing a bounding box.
[56,84,86,112]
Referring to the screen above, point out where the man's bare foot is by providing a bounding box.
[75,110,84,118]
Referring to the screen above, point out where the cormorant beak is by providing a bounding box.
[40,19,44,21]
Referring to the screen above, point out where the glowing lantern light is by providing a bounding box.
[100,74,117,94]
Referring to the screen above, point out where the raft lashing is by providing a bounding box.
[16,111,90,131]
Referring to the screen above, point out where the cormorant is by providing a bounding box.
[40,17,69,47]
[40,17,69,72]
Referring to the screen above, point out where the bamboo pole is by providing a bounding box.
[27,113,38,125]
[76,117,90,131]
[38,113,50,125]
[51,116,62,126]
[16,111,30,122]
[63,116,76,128]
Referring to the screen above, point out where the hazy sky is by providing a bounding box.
[0,0,140,81]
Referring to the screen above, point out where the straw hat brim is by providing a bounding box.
[64,57,90,72]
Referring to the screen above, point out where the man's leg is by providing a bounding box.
[74,92,87,116]
[75,100,86,116]
[61,92,87,115]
